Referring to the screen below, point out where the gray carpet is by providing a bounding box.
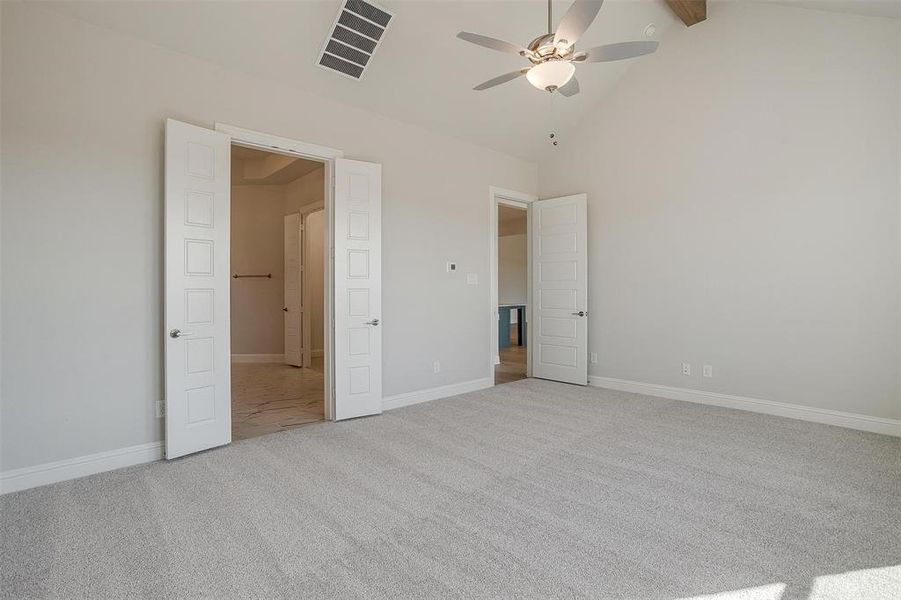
[2,379,899,599]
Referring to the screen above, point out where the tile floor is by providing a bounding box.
[231,358,325,441]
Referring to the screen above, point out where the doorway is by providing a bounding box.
[489,187,536,386]
[488,187,590,390]
[229,145,326,440]
[495,203,528,385]
[166,119,383,458]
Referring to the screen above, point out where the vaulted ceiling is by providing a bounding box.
[42,0,679,161]
[41,1,898,161]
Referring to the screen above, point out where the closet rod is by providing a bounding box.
[232,273,272,279]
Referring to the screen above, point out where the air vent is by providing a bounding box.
[318,0,393,80]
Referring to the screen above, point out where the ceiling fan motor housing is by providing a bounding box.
[524,33,575,63]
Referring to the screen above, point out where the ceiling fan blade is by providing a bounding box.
[554,0,604,48]
[473,68,530,91]
[557,76,580,97]
[578,40,659,62]
[457,32,528,55]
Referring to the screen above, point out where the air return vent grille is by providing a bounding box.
[318,0,393,80]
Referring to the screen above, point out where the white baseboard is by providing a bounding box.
[231,354,284,363]
[312,349,324,358]
[1,441,164,495]
[589,376,901,437]
[383,377,494,411]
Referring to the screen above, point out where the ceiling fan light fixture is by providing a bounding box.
[526,60,576,92]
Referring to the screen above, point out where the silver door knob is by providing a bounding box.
[169,328,193,338]
[571,311,587,317]
[365,319,380,326]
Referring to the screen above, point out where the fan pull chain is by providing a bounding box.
[548,90,562,148]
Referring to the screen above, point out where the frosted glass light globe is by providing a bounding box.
[526,61,576,92]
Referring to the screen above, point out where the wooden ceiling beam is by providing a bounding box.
[664,0,707,27]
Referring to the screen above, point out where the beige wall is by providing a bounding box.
[0,3,537,471]
[306,210,325,354]
[230,185,286,356]
[283,164,326,356]
[540,2,901,419]
[284,166,324,214]
[498,234,527,306]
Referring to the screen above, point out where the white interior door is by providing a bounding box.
[164,119,232,458]
[334,158,382,420]
[531,194,588,385]
[284,213,303,367]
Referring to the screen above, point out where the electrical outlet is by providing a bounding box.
[156,400,165,418]
[590,352,598,364]
[433,360,441,374]
[703,364,713,378]
[681,362,691,376]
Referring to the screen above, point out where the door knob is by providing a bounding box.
[169,328,193,338]
[571,311,587,317]
[365,319,380,326]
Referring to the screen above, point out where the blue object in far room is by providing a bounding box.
[498,304,526,348]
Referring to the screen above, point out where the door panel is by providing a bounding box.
[334,159,382,420]
[531,194,588,385]
[284,213,303,367]
[164,119,231,458]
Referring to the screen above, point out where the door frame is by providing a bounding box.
[216,122,341,421]
[488,186,538,383]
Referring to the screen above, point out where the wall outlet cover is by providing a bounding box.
[590,352,598,364]
[681,362,691,376]
[703,364,713,378]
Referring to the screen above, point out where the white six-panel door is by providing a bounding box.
[333,159,382,420]
[531,194,588,385]
[164,119,232,458]
[284,213,303,367]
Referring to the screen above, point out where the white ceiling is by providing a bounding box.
[761,1,901,19]
[40,1,897,161]
[42,0,679,161]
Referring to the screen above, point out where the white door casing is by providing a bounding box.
[164,119,232,458]
[531,194,588,385]
[333,159,382,420]
[284,213,303,367]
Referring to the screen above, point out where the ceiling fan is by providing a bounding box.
[457,0,659,97]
